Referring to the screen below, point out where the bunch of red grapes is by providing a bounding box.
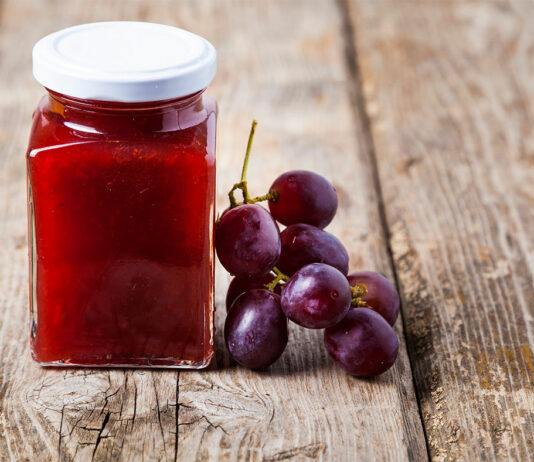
[216,122,400,376]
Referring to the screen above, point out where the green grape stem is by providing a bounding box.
[227,120,277,209]
[241,120,257,182]
[351,298,368,308]
[264,267,290,292]
[350,284,368,308]
[248,190,277,204]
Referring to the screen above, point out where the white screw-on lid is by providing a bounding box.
[32,22,217,102]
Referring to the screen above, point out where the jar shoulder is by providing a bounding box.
[27,94,217,156]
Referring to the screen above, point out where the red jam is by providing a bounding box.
[27,91,216,367]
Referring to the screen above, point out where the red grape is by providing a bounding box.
[277,223,349,276]
[281,263,351,329]
[224,289,288,369]
[347,271,399,325]
[324,308,398,376]
[225,273,281,311]
[216,204,281,278]
[268,170,337,229]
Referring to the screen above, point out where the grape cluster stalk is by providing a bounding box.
[215,121,400,375]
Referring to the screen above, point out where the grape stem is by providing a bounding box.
[249,190,278,204]
[241,120,257,183]
[227,120,278,209]
[273,267,290,281]
[351,298,368,308]
[350,285,368,308]
[264,267,290,292]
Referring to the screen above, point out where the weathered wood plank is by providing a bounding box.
[348,1,534,460]
[0,0,427,460]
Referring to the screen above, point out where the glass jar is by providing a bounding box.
[27,22,217,368]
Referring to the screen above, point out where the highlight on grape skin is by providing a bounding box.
[224,289,288,369]
[268,170,338,229]
[281,263,352,329]
[324,308,399,377]
[277,223,349,276]
[347,271,400,326]
[215,204,281,278]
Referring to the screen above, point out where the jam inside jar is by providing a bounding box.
[27,90,216,368]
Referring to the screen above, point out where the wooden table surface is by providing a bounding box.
[1,1,533,461]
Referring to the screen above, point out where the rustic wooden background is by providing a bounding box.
[1,0,533,461]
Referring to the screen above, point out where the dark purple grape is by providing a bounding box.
[225,273,281,311]
[224,289,288,369]
[277,223,349,276]
[268,170,337,229]
[324,308,398,376]
[281,263,351,329]
[216,204,281,278]
[347,271,399,325]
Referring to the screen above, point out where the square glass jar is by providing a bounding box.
[27,22,217,368]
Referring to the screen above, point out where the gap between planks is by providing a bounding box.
[335,0,433,459]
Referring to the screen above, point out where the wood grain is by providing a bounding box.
[0,0,428,461]
[348,1,534,460]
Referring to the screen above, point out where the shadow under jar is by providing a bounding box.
[27,22,217,368]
